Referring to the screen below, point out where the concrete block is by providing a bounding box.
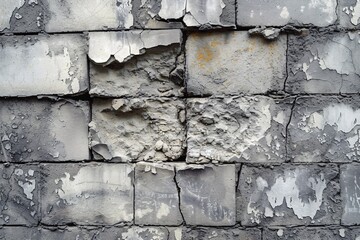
[186,32,287,96]
[338,0,360,29]
[286,31,360,94]
[187,96,291,163]
[341,163,360,225]
[176,164,236,226]
[135,162,183,225]
[41,163,134,225]
[288,96,360,162]
[177,227,261,240]
[0,227,40,239]
[237,0,337,27]
[238,164,340,226]
[89,30,184,97]
[90,98,186,162]
[0,34,88,97]
[0,99,89,162]
[0,165,40,225]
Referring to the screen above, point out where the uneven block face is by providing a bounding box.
[186,32,286,96]
[187,97,290,163]
[0,35,88,97]
[89,30,184,97]
[176,164,236,226]
[288,97,360,163]
[0,227,40,239]
[341,164,360,225]
[0,165,40,225]
[135,162,183,225]
[338,0,360,29]
[263,227,360,240]
[90,98,186,162]
[41,164,134,225]
[238,165,340,226]
[286,31,360,94]
[179,227,261,240]
[237,0,337,27]
[0,99,89,162]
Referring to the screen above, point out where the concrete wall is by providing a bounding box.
[0,0,360,239]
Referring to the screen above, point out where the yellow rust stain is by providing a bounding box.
[196,40,220,68]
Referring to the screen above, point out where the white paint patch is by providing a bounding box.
[18,179,36,200]
[156,203,171,219]
[277,229,284,237]
[174,228,182,240]
[343,0,360,25]
[184,0,225,26]
[0,0,25,31]
[280,7,289,19]
[158,0,186,19]
[339,229,346,238]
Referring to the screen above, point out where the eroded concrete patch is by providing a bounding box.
[341,163,360,225]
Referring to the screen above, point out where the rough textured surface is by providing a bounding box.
[238,164,340,226]
[0,99,89,162]
[89,30,184,97]
[41,163,134,225]
[237,0,337,27]
[176,164,236,226]
[135,162,183,225]
[0,165,39,225]
[90,98,186,162]
[339,0,360,29]
[179,227,261,240]
[286,31,360,94]
[341,163,360,225]
[0,34,88,96]
[187,97,291,163]
[288,96,360,163]
[186,32,287,96]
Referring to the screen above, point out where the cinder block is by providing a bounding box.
[89,30,184,97]
[0,34,88,96]
[186,32,287,96]
[338,0,360,29]
[238,164,340,226]
[288,96,360,162]
[135,162,183,225]
[341,164,360,225]
[0,165,40,225]
[237,0,337,27]
[286,31,360,94]
[41,163,134,225]
[90,98,186,162]
[187,96,291,163]
[0,99,89,162]
[176,164,236,226]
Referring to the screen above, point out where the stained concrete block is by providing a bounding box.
[135,162,183,225]
[286,31,360,94]
[89,30,184,97]
[0,34,88,97]
[338,0,360,29]
[0,227,40,239]
[176,164,236,226]
[238,164,340,226]
[187,96,291,163]
[177,227,261,240]
[41,163,134,225]
[237,0,337,27]
[288,96,360,163]
[341,164,360,225]
[90,98,186,162]
[263,227,360,240]
[186,32,287,96]
[0,165,40,225]
[0,99,89,162]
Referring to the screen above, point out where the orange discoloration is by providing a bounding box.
[196,40,220,68]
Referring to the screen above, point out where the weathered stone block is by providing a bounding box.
[178,227,261,240]
[341,163,360,225]
[0,165,40,225]
[237,0,337,27]
[0,99,89,162]
[288,96,360,162]
[0,34,88,96]
[0,227,40,239]
[89,30,184,97]
[187,96,290,163]
[135,162,182,225]
[286,31,360,94]
[263,227,360,240]
[41,163,134,225]
[176,164,236,226]
[90,98,186,162]
[186,32,287,96]
[338,0,360,29]
[238,164,340,226]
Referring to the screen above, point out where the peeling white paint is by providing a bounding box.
[184,0,226,26]
[156,203,171,219]
[280,7,289,19]
[158,0,186,19]
[0,0,25,31]
[18,179,36,200]
[343,0,360,26]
